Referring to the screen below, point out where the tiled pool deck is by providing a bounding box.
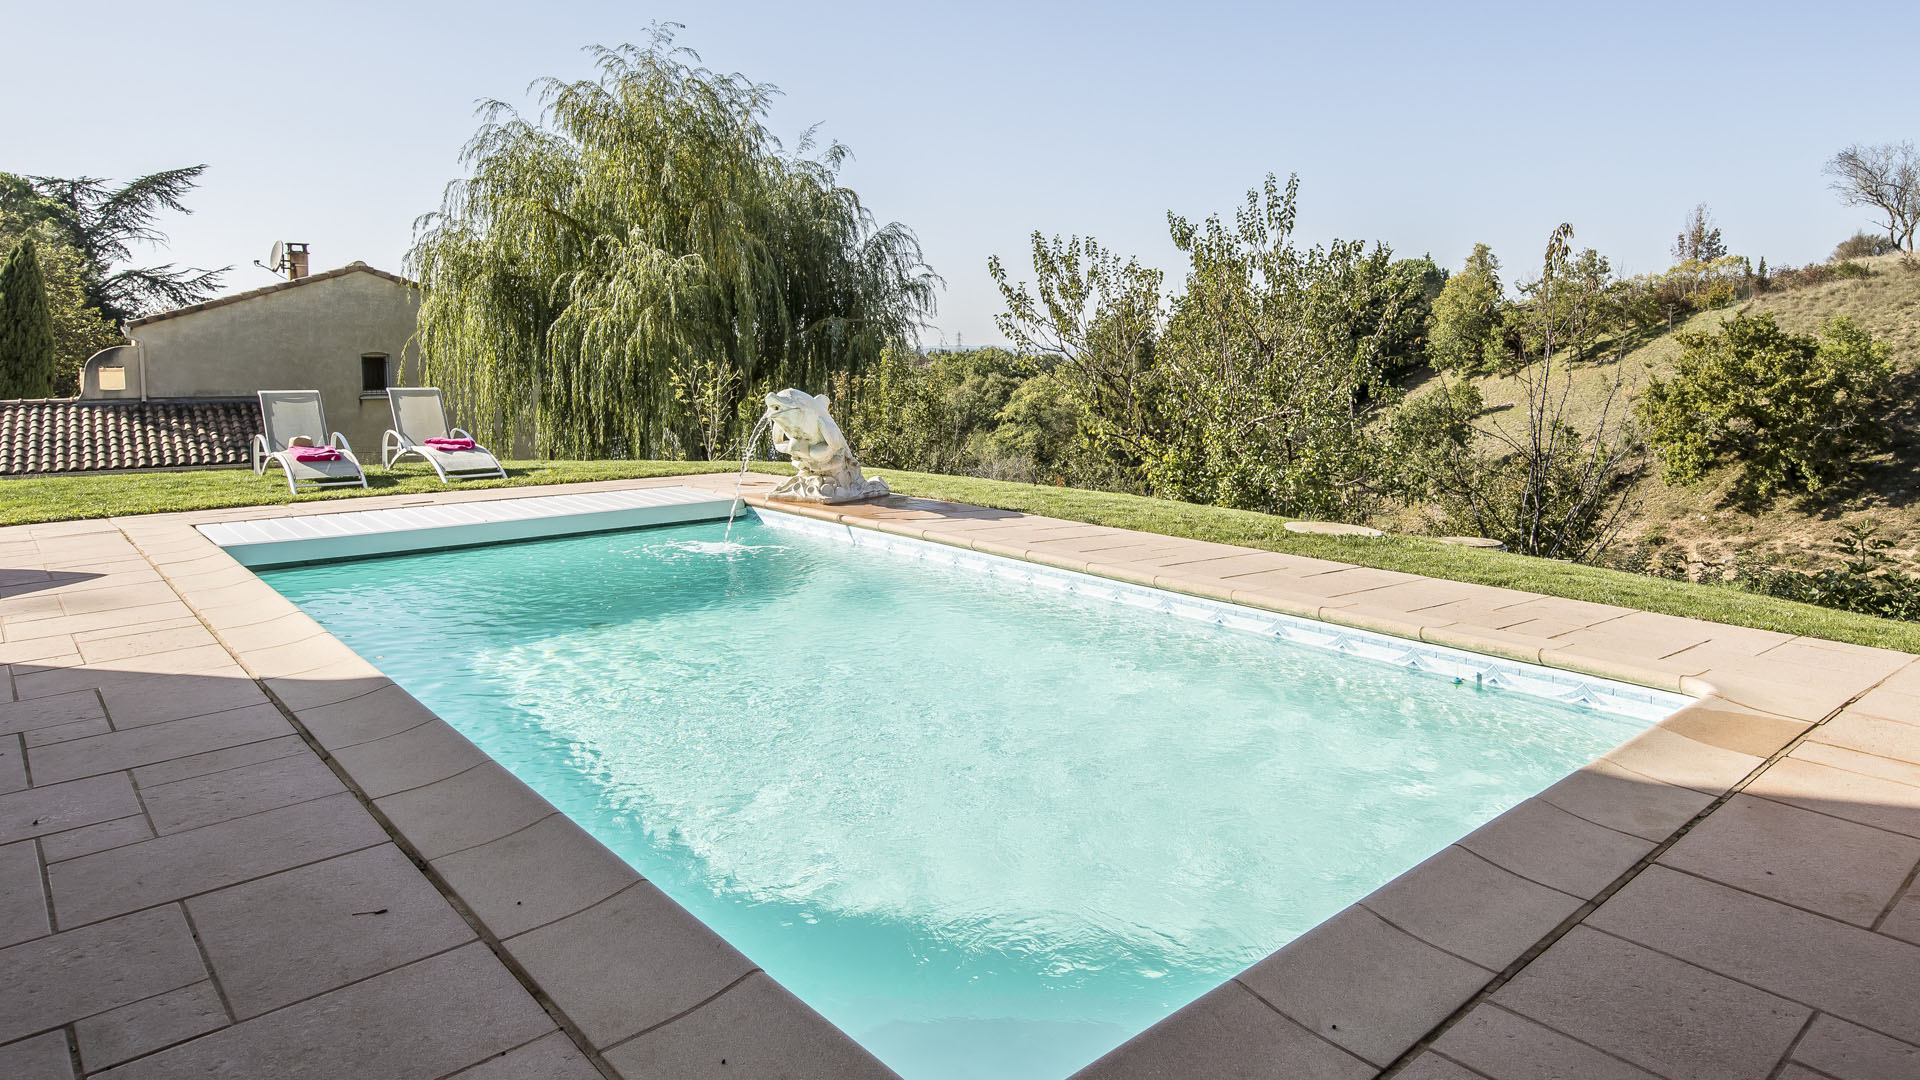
[2,472,1917,1079]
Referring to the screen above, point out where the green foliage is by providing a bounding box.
[33,235,122,394]
[1639,312,1894,503]
[832,348,1092,485]
[0,236,58,398]
[0,167,226,322]
[837,347,1023,476]
[1735,524,1920,623]
[977,371,1085,481]
[990,233,1166,483]
[1417,226,1641,560]
[1673,203,1727,263]
[1370,256,1445,377]
[1833,231,1898,259]
[1143,174,1411,518]
[1427,243,1503,373]
[408,28,938,459]
[1499,244,1620,364]
[1617,255,1751,330]
[1386,381,1483,499]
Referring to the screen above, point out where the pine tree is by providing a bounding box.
[0,235,58,399]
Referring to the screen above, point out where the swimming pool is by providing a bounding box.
[259,509,1681,1079]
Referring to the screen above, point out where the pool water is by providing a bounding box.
[260,512,1661,1079]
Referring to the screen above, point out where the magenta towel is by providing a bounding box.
[288,445,344,463]
[424,437,479,451]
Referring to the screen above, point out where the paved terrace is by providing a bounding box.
[0,472,1916,1080]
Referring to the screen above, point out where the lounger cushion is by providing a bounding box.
[417,445,501,473]
[278,453,365,483]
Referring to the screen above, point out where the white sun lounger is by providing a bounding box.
[252,390,368,495]
[380,387,507,483]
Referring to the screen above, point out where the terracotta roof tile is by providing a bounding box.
[0,398,260,475]
[126,262,415,328]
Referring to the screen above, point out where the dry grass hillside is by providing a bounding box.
[1398,253,1920,574]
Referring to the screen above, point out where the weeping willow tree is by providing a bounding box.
[408,28,939,458]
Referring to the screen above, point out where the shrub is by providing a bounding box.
[1616,255,1750,328]
[1832,231,1897,260]
[1427,244,1504,373]
[1831,259,1873,280]
[1386,381,1483,499]
[1417,225,1641,560]
[1639,312,1894,503]
[1735,524,1920,622]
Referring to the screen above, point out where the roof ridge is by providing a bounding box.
[126,263,417,328]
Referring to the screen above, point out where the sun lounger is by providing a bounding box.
[380,387,507,483]
[253,390,368,495]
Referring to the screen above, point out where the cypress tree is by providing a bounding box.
[0,236,58,399]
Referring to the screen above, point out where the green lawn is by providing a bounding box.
[876,470,1920,654]
[5,460,1916,653]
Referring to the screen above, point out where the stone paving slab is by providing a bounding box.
[0,906,210,1044]
[90,944,557,1080]
[185,844,478,1019]
[73,981,227,1073]
[4,476,1918,1079]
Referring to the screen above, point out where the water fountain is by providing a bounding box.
[725,388,888,540]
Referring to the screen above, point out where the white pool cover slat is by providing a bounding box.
[199,486,736,566]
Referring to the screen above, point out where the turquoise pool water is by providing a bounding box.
[260,511,1663,1079]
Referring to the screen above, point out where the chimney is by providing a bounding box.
[285,243,310,280]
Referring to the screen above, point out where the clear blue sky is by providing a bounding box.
[5,1,1915,346]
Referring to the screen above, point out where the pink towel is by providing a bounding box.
[287,445,344,463]
[424,437,478,451]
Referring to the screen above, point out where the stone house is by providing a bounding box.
[0,259,422,476]
[80,261,421,458]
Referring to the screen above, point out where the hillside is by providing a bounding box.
[1396,254,1920,575]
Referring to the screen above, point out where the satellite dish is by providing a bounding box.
[269,241,285,271]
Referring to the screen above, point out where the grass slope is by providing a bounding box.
[1404,254,1920,572]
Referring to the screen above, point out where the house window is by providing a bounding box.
[361,354,390,394]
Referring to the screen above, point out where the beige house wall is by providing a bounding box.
[85,268,425,459]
